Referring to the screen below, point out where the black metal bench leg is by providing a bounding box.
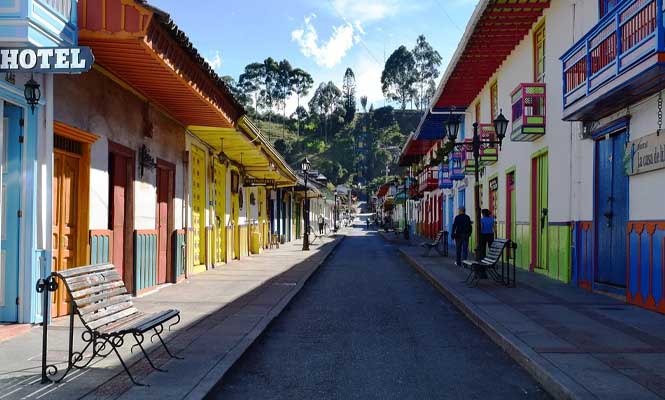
[110,337,147,386]
[132,333,167,372]
[153,326,184,360]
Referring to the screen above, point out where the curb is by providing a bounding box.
[397,248,594,400]
[185,235,347,400]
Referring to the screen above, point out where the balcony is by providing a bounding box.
[478,124,499,164]
[511,83,546,141]
[0,0,77,46]
[450,151,465,181]
[439,164,453,189]
[561,0,664,121]
[418,167,439,193]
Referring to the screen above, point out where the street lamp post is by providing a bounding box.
[302,157,311,251]
[445,109,508,261]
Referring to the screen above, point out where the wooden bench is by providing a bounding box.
[421,231,448,257]
[462,239,516,287]
[42,264,181,385]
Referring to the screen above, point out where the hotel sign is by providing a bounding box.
[0,47,94,73]
[625,131,665,175]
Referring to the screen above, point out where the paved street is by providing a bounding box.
[209,229,549,399]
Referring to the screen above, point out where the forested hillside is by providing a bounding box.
[221,35,441,192]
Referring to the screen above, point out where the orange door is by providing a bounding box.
[156,165,173,284]
[52,151,80,317]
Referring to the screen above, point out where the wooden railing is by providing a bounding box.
[561,0,661,112]
[38,0,73,19]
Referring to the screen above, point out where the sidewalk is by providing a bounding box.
[394,240,665,400]
[0,234,344,400]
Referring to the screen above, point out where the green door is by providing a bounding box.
[531,152,548,270]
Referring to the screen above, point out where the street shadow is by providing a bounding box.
[0,237,344,400]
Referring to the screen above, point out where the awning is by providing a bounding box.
[188,116,297,187]
[414,110,466,140]
[398,133,436,166]
[78,0,243,128]
[431,0,550,110]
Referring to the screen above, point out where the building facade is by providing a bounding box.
[0,0,298,324]
[399,0,665,314]
[0,0,77,323]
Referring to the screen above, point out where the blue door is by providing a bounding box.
[595,131,628,287]
[0,103,23,322]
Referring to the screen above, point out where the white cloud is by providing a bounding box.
[205,51,223,71]
[291,14,362,68]
[355,57,385,106]
[331,0,400,23]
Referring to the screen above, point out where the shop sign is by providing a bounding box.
[0,47,94,73]
[489,178,499,191]
[625,131,665,175]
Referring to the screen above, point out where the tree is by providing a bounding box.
[360,96,368,113]
[238,62,265,111]
[342,68,356,124]
[276,59,294,138]
[412,35,442,110]
[290,68,314,136]
[381,45,416,110]
[309,81,342,142]
[221,75,250,109]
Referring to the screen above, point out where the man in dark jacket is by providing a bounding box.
[452,207,472,266]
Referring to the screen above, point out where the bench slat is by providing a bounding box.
[82,301,137,325]
[65,269,121,286]
[74,287,128,307]
[86,307,140,331]
[57,264,115,279]
[70,281,126,300]
[78,294,133,316]
[66,271,123,292]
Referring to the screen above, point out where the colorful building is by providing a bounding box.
[0,0,78,323]
[399,0,665,314]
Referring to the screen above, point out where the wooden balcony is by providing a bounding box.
[561,0,665,121]
[478,124,499,164]
[511,83,546,141]
[0,0,77,46]
[418,167,439,193]
[439,164,453,189]
[450,151,465,181]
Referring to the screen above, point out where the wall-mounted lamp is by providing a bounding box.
[139,144,157,178]
[24,74,41,114]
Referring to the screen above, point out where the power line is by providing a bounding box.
[432,0,463,33]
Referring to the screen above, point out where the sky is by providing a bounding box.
[149,0,477,114]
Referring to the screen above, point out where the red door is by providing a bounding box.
[109,144,134,293]
[156,162,174,284]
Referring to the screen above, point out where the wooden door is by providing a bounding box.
[213,161,226,264]
[0,106,21,322]
[531,153,549,270]
[232,193,240,259]
[156,162,174,284]
[109,146,134,293]
[52,150,80,317]
[595,132,628,287]
[191,146,206,267]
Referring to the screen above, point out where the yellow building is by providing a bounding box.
[186,116,296,274]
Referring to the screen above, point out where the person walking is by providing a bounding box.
[479,209,495,259]
[452,207,472,267]
[317,214,324,235]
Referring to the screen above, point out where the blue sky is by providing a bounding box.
[149,0,476,112]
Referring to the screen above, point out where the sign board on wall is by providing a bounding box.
[0,47,94,73]
[625,131,665,175]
